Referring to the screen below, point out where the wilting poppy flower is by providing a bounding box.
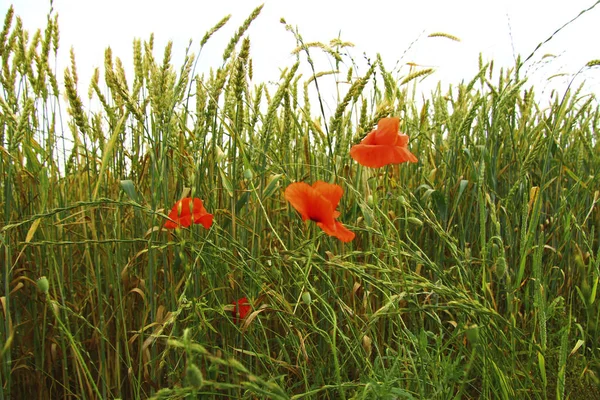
[164,197,213,229]
[232,297,251,324]
[284,181,355,243]
[350,117,418,168]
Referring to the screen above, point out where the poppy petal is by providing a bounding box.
[180,198,193,215]
[284,182,313,220]
[374,117,400,145]
[168,198,191,219]
[190,198,214,228]
[396,133,410,147]
[395,146,418,163]
[331,221,355,242]
[312,181,343,209]
[350,144,402,168]
[196,213,214,229]
[232,297,251,324]
[178,214,193,228]
[316,220,355,242]
[359,129,378,145]
[164,219,179,229]
[285,182,335,225]
[192,198,205,213]
[165,197,214,229]
[165,198,192,229]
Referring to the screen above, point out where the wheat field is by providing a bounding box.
[1,4,600,399]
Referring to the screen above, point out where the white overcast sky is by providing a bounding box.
[4,0,600,106]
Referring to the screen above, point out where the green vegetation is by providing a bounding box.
[1,4,600,399]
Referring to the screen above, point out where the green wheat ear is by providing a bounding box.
[428,32,461,42]
[586,59,600,67]
[0,5,14,56]
[222,4,263,62]
[291,42,343,63]
[200,14,231,48]
[400,68,435,86]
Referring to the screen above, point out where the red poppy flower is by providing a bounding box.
[350,117,418,168]
[164,197,213,229]
[232,297,251,324]
[284,181,355,243]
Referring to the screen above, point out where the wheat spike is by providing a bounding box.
[428,32,461,42]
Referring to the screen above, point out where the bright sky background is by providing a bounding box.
[5,0,600,108]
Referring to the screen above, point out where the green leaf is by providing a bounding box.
[589,274,598,305]
[431,190,448,221]
[263,174,283,199]
[457,179,469,203]
[359,202,374,228]
[537,352,547,387]
[570,339,585,356]
[219,167,234,198]
[235,191,250,212]
[120,180,140,203]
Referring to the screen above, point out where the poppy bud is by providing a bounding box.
[215,146,226,162]
[243,168,254,180]
[495,257,506,278]
[367,195,374,206]
[407,217,423,226]
[429,168,437,182]
[37,276,49,294]
[466,324,480,346]
[186,363,204,388]
[362,335,372,357]
[302,291,312,305]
